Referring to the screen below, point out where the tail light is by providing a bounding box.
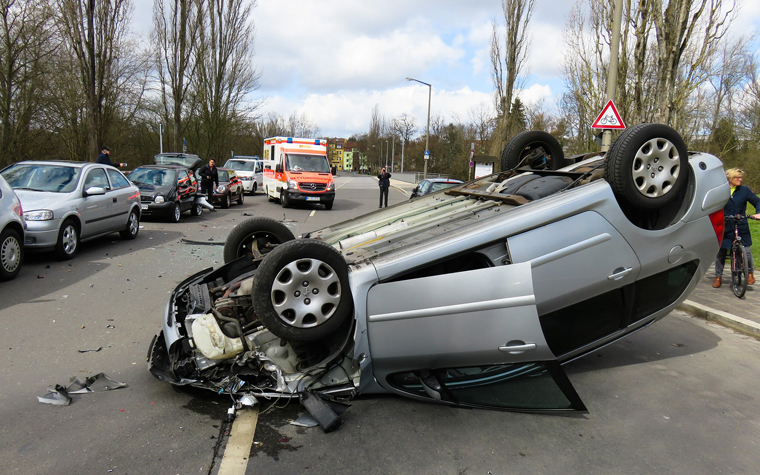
[708,209,724,244]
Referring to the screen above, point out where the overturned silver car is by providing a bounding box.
[148,124,729,426]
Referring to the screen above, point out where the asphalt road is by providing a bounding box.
[2,175,760,475]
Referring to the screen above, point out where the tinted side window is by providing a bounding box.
[106,169,130,189]
[632,260,699,323]
[84,168,109,190]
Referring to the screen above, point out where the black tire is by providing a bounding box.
[500,130,564,171]
[237,189,244,205]
[191,202,203,217]
[55,219,79,260]
[120,209,140,240]
[223,217,295,263]
[731,242,748,298]
[168,202,181,223]
[281,191,291,208]
[251,183,257,195]
[251,239,352,342]
[222,193,231,209]
[604,123,689,210]
[0,228,23,281]
[323,200,333,210]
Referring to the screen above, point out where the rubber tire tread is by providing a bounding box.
[731,242,748,298]
[251,239,352,342]
[55,219,79,260]
[603,123,689,210]
[120,209,140,240]
[223,217,295,264]
[500,130,564,171]
[0,228,23,280]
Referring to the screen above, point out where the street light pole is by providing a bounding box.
[406,77,431,179]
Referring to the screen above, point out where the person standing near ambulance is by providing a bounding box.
[378,167,391,208]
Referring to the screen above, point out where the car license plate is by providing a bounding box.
[306,197,320,201]
[141,204,148,210]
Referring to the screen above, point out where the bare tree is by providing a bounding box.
[152,0,200,152]
[0,0,56,165]
[192,0,261,159]
[57,0,134,159]
[286,111,321,138]
[390,113,416,146]
[467,103,494,155]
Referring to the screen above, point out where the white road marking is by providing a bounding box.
[217,408,259,475]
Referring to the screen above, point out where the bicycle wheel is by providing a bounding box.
[730,242,748,298]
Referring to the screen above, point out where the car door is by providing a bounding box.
[506,211,641,358]
[105,168,136,231]
[366,262,586,412]
[176,169,194,212]
[80,168,114,237]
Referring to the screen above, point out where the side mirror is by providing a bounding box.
[84,186,106,197]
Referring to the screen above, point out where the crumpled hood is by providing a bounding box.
[14,190,73,211]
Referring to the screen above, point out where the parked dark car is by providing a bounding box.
[129,165,203,222]
[411,178,464,198]
[204,168,244,209]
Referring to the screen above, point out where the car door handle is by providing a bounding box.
[498,342,537,354]
[608,267,632,280]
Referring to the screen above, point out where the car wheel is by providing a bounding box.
[191,202,203,217]
[603,123,689,210]
[168,202,181,222]
[323,200,333,210]
[251,239,352,342]
[251,183,257,195]
[0,228,23,281]
[281,192,291,208]
[222,193,231,209]
[237,189,244,205]
[55,219,79,260]
[223,217,296,263]
[120,209,140,240]
[500,130,564,171]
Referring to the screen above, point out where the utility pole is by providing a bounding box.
[601,0,623,152]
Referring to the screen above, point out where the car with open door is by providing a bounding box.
[148,124,729,428]
[129,165,204,222]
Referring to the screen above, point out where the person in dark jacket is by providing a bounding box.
[377,167,391,208]
[198,159,219,202]
[95,147,126,168]
[713,168,760,288]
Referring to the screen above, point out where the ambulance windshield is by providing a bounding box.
[285,153,330,173]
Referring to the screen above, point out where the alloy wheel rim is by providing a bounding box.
[62,225,77,254]
[1,236,20,272]
[270,258,341,328]
[128,213,138,235]
[632,138,680,198]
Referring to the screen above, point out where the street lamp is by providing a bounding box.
[406,76,431,179]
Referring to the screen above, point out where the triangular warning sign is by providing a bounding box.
[591,100,626,129]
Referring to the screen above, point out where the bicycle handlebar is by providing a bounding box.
[724,214,759,221]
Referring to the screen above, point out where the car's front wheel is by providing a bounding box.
[120,209,139,240]
[237,189,244,205]
[280,191,291,208]
[222,193,231,209]
[251,183,257,195]
[55,219,79,260]
[168,202,181,223]
[251,239,352,342]
[0,228,23,280]
[604,123,689,210]
[223,217,295,263]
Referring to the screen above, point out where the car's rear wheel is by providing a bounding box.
[604,123,689,210]
[501,130,564,171]
[251,239,352,342]
[55,219,79,260]
[237,189,244,205]
[223,217,295,263]
[168,202,181,223]
[120,209,139,240]
[0,228,23,281]
[191,202,203,217]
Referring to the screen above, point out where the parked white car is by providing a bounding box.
[224,156,263,194]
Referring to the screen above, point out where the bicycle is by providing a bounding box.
[724,214,758,298]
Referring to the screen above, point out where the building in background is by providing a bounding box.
[327,138,345,171]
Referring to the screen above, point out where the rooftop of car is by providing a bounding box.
[134,164,191,170]
[9,160,97,168]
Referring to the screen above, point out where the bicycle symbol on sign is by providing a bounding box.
[599,115,617,126]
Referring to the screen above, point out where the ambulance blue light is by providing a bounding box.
[315,139,321,145]
[287,138,293,143]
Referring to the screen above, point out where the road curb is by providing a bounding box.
[678,300,760,339]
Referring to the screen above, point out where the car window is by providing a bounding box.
[84,168,110,190]
[285,153,330,172]
[419,181,431,194]
[106,169,131,189]
[431,182,458,192]
[1,164,81,193]
[218,171,230,182]
[224,160,256,171]
[130,168,176,186]
[255,162,262,173]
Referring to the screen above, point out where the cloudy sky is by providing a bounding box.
[132,0,760,139]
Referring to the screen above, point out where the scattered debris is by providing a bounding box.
[78,347,102,353]
[180,238,224,246]
[37,373,128,406]
[37,275,44,279]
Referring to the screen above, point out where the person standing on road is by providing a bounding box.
[95,147,126,168]
[713,168,760,288]
[198,159,219,203]
[378,166,391,208]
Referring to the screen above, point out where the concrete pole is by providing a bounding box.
[401,140,405,173]
[601,0,623,152]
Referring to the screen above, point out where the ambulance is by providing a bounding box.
[262,137,335,210]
